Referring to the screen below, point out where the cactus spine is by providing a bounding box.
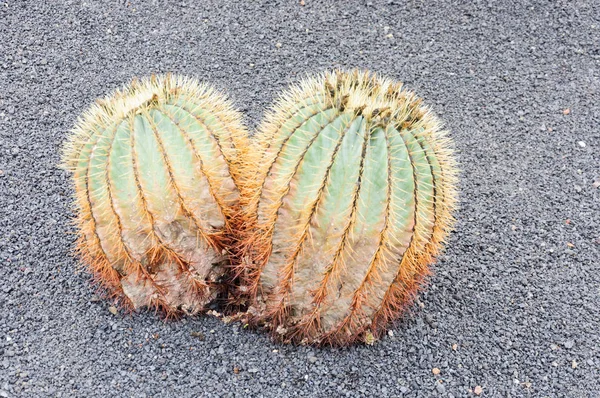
[61,74,247,315]
[236,70,458,345]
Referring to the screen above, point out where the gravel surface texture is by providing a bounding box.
[1,1,599,397]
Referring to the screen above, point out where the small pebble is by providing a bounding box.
[436,382,446,393]
[563,340,575,349]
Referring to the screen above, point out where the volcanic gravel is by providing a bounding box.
[1,1,599,397]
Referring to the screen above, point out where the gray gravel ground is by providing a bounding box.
[1,0,599,397]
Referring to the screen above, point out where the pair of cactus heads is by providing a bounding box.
[61,70,458,346]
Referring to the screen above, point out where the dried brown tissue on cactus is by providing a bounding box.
[60,74,249,316]
[234,69,458,346]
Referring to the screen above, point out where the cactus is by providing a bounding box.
[236,70,458,345]
[60,74,248,316]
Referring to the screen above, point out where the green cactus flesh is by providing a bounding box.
[237,70,458,345]
[61,74,247,315]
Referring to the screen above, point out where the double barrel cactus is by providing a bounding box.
[62,70,457,345]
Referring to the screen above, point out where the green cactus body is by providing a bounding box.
[61,74,247,315]
[237,70,458,345]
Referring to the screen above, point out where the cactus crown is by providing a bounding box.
[237,69,458,345]
[61,74,247,179]
[61,74,248,316]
